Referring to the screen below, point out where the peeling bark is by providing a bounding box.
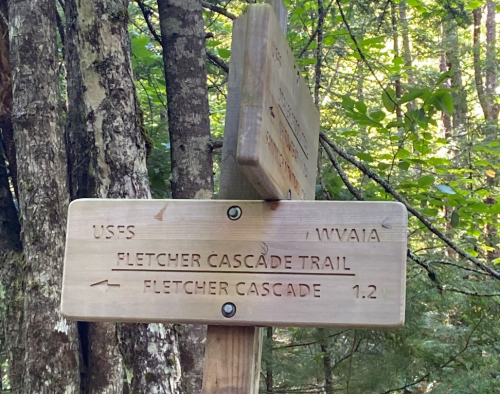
[8,0,81,391]
[65,1,181,392]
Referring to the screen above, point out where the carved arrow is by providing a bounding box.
[90,280,121,291]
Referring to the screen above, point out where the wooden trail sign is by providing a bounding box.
[237,4,320,200]
[61,199,407,328]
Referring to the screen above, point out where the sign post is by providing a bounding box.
[60,2,407,393]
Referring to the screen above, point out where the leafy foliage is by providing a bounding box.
[128,0,500,392]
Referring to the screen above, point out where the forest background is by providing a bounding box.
[0,0,499,393]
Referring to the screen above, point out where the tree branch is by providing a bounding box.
[206,50,229,73]
[201,1,236,20]
[320,132,500,281]
[335,0,408,122]
[134,0,229,74]
[319,138,363,200]
[314,0,325,106]
[439,286,500,298]
[134,0,162,44]
[298,0,333,59]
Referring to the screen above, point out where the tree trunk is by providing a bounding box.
[158,0,213,201]
[318,329,333,393]
[266,327,274,393]
[473,3,499,261]
[8,0,81,391]
[0,6,25,392]
[473,4,499,126]
[399,0,416,112]
[158,1,214,393]
[65,1,182,392]
[391,1,403,136]
[0,0,17,201]
[445,21,467,135]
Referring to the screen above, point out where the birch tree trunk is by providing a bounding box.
[157,1,214,392]
[65,1,182,392]
[8,0,81,391]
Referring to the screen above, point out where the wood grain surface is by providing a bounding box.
[61,199,407,328]
[237,4,320,200]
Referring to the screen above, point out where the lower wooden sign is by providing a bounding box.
[61,199,407,328]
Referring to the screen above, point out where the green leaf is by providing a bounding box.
[418,175,435,187]
[369,110,386,122]
[356,152,374,162]
[301,58,317,65]
[465,0,483,9]
[435,184,456,194]
[355,101,367,114]
[436,70,454,85]
[218,48,231,58]
[398,161,410,171]
[393,57,405,66]
[399,89,426,104]
[396,149,412,159]
[324,35,335,46]
[434,91,454,115]
[341,95,356,110]
[131,35,152,57]
[386,121,405,128]
[382,90,396,112]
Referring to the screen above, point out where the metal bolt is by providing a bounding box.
[221,302,236,318]
[227,206,242,221]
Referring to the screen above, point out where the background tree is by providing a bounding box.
[6,0,81,391]
[65,0,182,392]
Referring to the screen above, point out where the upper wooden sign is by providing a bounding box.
[61,199,407,328]
[237,5,320,200]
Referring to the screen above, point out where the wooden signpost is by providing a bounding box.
[237,4,320,200]
[61,199,407,327]
[61,2,408,393]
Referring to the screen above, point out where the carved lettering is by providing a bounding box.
[316,228,381,242]
[143,280,322,298]
[93,224,135,239]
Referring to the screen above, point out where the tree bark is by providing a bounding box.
[0,135,24,394]
[473,4,499,127]
[0,6,25,392]
[158,0,214,201]
[65,1,182,393]
[8,0,81,391]
[390,1,403,135]
[473,3,499,261]
[0,0,17,201]
[158,1,214,392]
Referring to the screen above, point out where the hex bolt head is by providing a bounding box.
[221,302,236,318]
[227,206,242,221]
